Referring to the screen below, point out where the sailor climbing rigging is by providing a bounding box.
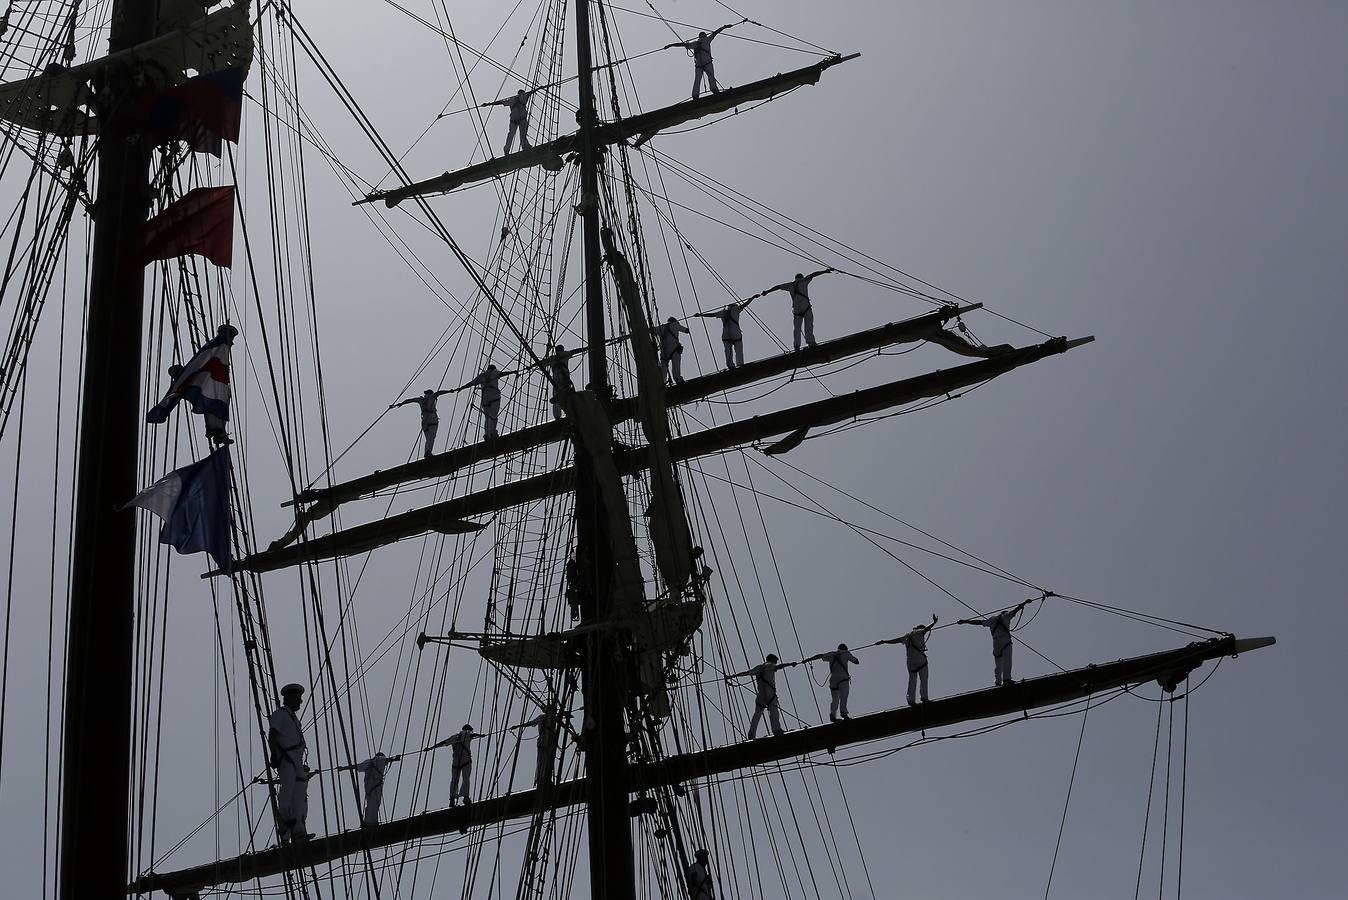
[958,598,1038,686]
[482,88,535,154]
[758,268,834,350]
[391,388,452,458]
[665,19,745,99]
[879,614,938,705]
[436,724,482,806]
[695,298,753,369]
[658,316,691,384]
[267,683,312,843]
[354,751,397,826]
[726,653,795,738]
[804,643,860,721]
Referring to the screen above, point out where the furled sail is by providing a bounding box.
[568,391,645,612]
[603,226,694,596]
[361,54,858,208]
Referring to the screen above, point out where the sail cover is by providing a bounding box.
[363,54,858,208]
[603,227,695,596]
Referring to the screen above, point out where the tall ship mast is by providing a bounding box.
[0,2,1275,899]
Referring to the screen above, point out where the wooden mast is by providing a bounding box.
[59,0,157,895]
[572,1,638,897]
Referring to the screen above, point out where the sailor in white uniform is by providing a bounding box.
[483,89,534,154]
[267,682,312,842]
[880,614,938,705]
[354,751,396,826]
[658,316,691,384]
[437,724,481,806]
[958,598,1036,686]
[455,364,516,440]
[513,705,570,787]
[666,21,741,99]
[761,268,834,350]
[542,344,574,420]
[804,643,860,721]
[687,847,716,900]
[695,298,753,369]
[726,653,795,738]
[391,388,452,458]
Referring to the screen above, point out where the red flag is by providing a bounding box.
[134,68,245,157]
[135,186,235,268]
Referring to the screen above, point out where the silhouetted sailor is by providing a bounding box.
[880,614,938,705]
[482,89,534,154]
[454,364,516,440]
[695,298,752,369]
[666,20,742,99]
[958,598,1036,686]
[761,268,833,350]
[391,388,451,458]
[514,705,568,787]
[658,316,691,384]
[354,751,396,826]
[687,848,716,900]
[436,724,481,806]
[267,682,312,843]
[804,643,860,721]
[542,344,574,420]
[726,653,795,738]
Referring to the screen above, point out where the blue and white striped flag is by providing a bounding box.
[124,448,233,573]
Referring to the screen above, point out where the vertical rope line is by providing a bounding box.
[1158,697,1175,897]
[1134,699,1165,900]
[1044,692,1093,898]
[1177,681,1190,899]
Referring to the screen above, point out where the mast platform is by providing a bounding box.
[131,633,1272,898]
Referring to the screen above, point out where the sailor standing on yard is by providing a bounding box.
[454,364,517,441]
[391,388,452,458]
[687,848,716,900]
[958,598,1037,686]
[803,643,860,721]
[695,298,753,369]
[658,316,691,384]
[759,268,834,350]
[354,752,397,826]
[482,89,534,154]
[513,705,570,787]
[665,20,744,99]
[436,724,482,806]
[726,653,796,738]
[879,614,938,705]
[267,683,312,843]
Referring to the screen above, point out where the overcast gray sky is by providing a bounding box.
[0,1,1344,898]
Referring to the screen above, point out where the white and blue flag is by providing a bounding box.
[124,448,233,573]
